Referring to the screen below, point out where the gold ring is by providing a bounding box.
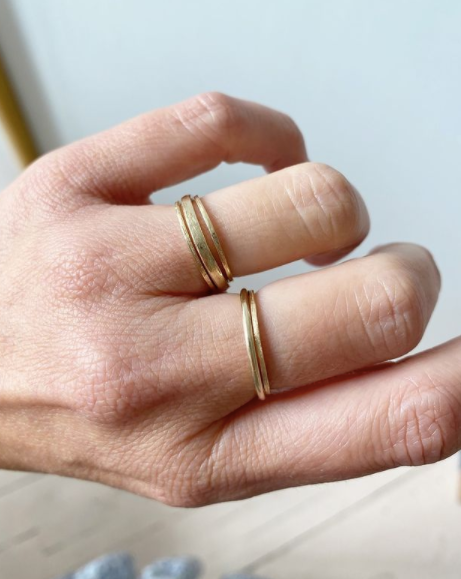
[175,202,215,290]
[240,288,271,400]
[176,195,232,292]
[193,196,233,282]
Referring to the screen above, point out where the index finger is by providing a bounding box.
[30,92,308,206]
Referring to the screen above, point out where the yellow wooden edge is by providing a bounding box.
[0,51,38,167]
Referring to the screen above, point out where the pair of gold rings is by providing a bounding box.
[175,195,233,291]
[175,195,271,400]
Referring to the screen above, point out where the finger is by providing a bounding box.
[107,162,369,293]
[172,242,440,412]
[195,162,369,276]
[211,334,461,502]
[256,242,441,390]
[27,92,308,207]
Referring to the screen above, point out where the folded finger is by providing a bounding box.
[29,92,307,207]
[108,162,369,293]
[195,162,369,277]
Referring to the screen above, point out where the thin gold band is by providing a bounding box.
[175,202,215,290]
[193,196,233,282]
[176,195,232,292]
[240,289,271,400]
[180,195,228,291]
[249,290,271,396]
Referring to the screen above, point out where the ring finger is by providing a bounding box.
[169,242,440,411]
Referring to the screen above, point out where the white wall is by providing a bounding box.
[0,0,460,349]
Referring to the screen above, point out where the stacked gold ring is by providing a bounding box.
[175,195,233,292]
[240,289,271,400]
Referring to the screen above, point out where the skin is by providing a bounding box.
[0,92,459,507]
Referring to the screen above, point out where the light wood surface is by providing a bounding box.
[0,456,459,579]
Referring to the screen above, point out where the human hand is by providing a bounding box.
[0,93,457,507]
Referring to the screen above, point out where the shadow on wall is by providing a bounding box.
[0,0,60,154]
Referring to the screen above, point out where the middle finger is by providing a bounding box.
[106,162,369,294]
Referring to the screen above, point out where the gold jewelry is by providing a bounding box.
[240,289,271,400]
[176,195,232,292]
[175,202,215,290]
[193,196,233,282]
[249,290,270,396]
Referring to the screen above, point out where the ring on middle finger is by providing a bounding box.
[175,194,232,292]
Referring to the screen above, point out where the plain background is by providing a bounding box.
[1,0,460,352]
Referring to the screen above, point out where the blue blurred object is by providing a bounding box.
[61,553,136,579]
[57,553,267,579]
[221,574,271,579]
[140,556,202,579]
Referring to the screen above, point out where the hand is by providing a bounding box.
[0,93,457,507]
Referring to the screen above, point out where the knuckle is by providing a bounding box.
[157,476,211,508]
[43,232,123,306]
[292,163,360,243]
[67,313,164,421]
[382,374,461,467]
[280,112,305,148]
[309,163,351,194]
[71,311,175,421]
[73,340,143,419]
[152,441,221,508]
[356,257,427,357]
[180,92,243,153]
[148,406,254,507]
[197,91,241,130]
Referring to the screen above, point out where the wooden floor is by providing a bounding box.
[0,455,460,579]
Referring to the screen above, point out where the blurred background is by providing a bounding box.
[0,1,460,578]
